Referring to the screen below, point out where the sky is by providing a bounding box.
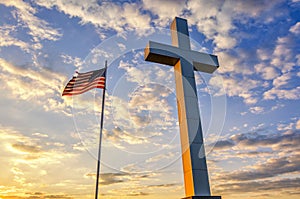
[0,0,299,199]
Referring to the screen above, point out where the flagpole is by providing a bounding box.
[95,60,107,199]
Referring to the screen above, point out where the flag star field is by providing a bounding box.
[0,0,299,199]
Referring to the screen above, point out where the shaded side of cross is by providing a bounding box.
[144,17,219,197]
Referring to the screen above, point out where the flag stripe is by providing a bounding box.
[62,68,106,96]
[65,78,105,88]
[63,85,105,94]
[67,77,105,86]
[63,88,104,96]
[63,81,105,92]
[62,81,105,95]
[62,85,105,96]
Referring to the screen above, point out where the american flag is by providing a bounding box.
[62,68,106,96]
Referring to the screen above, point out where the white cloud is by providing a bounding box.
[0,58,64,97]
[260,27,299,101]
[0,125,78,190]
[289,22,300,35]
[277,123,294,131]
[256,49,271,61]
[142,0,186,27]
[272,72,291,88]
[213,51,250,74]
[106,127,149,145]
[296,119,300,130]
[61,54,83,70]
[0,0,61,44]
[119,60,151,85]
[263,86,300,100]
[214,34,237,49]
[108,82,176,135]
[263,71,300,100]
[297,54,300,66]
[186,0,286,50]
[0,58,73,116]
[254,64,279,80]
[210,76,260,104]
[271,35,297,73]
[271,103,285,111]
[187,0,235,50]
[35,0,151,35]
[185,0,300,104]
[249,106,264,114]
[145,152,176,163]
[0,25,30,52]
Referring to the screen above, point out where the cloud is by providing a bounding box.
[0,193,73,199]
[0,1,299,198]
[0,58,74,116]
[249,106,264,114]
[186,0,286,50]
[32,132,49,138]
[35,0,151,35]
[231,130,300,148]
[12,142,42,153]
[271,33,298,73]
[145,152,177,163]
[277,123,294,131]
[210,129,300,153]
[290,22,300,35]
[187,0,236,49]
[261,26,300,101]
[0,25,30,52]
[100,59,179,148]
[105,126,149,145]
[30,0,289,52]
[85,172,151,186]
[0,0,61,47]
[223,155,300,181]
[126,191,149,196]
[0,125,81,198]
[61,54,84,70]
[209,129,300,197]
[273,72,292,88]
[210,140,235,150]
[254,64,279,80]
[146,183,179,188]
[209,75,260,104]
[86,172,126,185]
[216,177,300,194]
[263,86,300,100]
[91,170,181,197]
[142,0,186,27]
[257,48,271,61]
[183,1,300,106]
[0,58,63,96]
[296,119,300,130]
[105,85,177,145]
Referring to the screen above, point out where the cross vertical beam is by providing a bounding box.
[171,17,191,50]
[144,17,220,198]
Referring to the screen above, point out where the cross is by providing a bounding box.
[144,17,220,199]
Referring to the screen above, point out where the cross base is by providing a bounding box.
[182,196,221,199]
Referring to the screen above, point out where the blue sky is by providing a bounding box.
[0,0,299,199]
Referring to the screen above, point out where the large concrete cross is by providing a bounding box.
[144,17,220,199]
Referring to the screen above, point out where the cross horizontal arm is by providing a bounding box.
[144,41,219,73]
[191,51,219,73]
[144,41,180,66]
